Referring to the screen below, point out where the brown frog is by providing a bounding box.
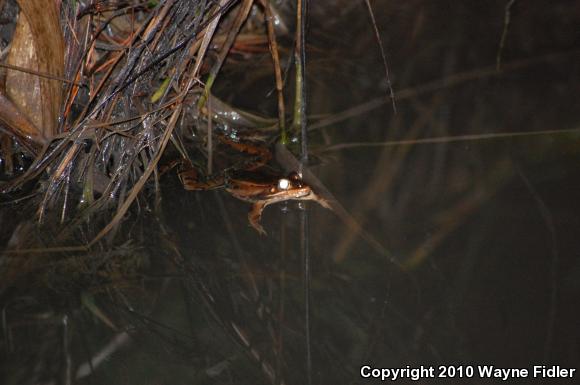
[177,133,329,234]
[181,166,329,234]
[225,171,331,235]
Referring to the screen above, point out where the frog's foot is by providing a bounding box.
[179,166,200,190]
[248,202,267,235]
[180,165,224,191]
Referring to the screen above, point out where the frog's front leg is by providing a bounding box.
[248,201,267,235]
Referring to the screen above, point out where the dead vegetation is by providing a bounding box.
[0,0,295,246]
[0,1,579,384]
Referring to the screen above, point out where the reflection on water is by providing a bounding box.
[2,0,580,384]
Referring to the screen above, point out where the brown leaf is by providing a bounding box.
[5,0,64,139]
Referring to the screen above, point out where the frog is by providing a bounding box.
[180,165,330,234]
[224,171,331,235]
[176,132,330,234]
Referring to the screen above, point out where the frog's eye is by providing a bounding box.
[278,178,290,190]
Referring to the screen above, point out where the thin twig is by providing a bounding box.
[363,0,396,112]
[321,126,580,153]
[0,63,83,86]
[496,0,516,71]
[261,0,287,144]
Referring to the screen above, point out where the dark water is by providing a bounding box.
[159,1,580,383]
[1,1,580,384]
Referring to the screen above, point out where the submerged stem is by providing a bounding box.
[294,1,311,384]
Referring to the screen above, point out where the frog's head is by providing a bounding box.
[262,172,312,201]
